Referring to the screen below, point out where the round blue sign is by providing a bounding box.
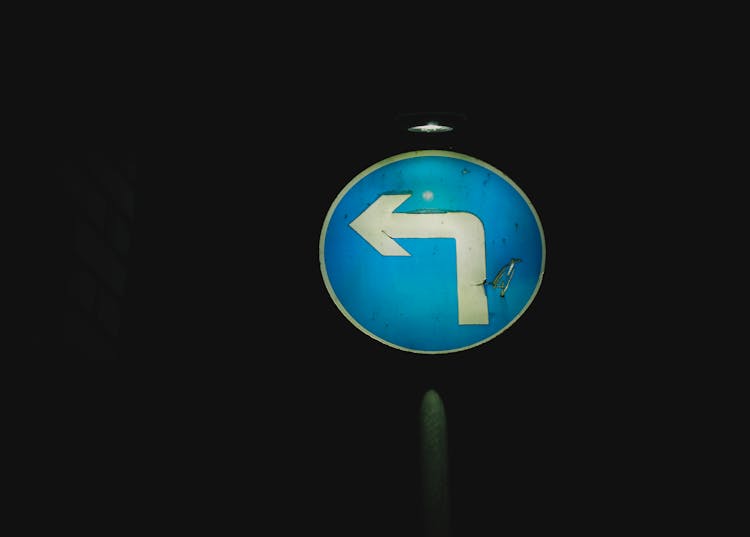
[319,150,545,354]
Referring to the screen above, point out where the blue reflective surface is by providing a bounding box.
[320,151,545,354]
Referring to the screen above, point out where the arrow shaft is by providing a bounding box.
[387,212,488,325]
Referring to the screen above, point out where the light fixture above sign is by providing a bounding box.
[395,112,468,134]
[408,121,454,133]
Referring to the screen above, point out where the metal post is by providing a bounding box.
[420,389,451,537]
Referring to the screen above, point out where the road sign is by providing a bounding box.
[319,150,545,354]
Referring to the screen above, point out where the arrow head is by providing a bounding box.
[349,194,412,256]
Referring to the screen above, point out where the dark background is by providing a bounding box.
[14,1,732,526]
[35,106,704,534]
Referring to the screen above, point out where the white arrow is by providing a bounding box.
[350,193,489,325]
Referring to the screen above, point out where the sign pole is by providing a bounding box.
[420,388,451,537]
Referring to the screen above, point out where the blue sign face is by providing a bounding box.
[319,150,545,354]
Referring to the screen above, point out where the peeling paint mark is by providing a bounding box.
[486,257,522,298]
